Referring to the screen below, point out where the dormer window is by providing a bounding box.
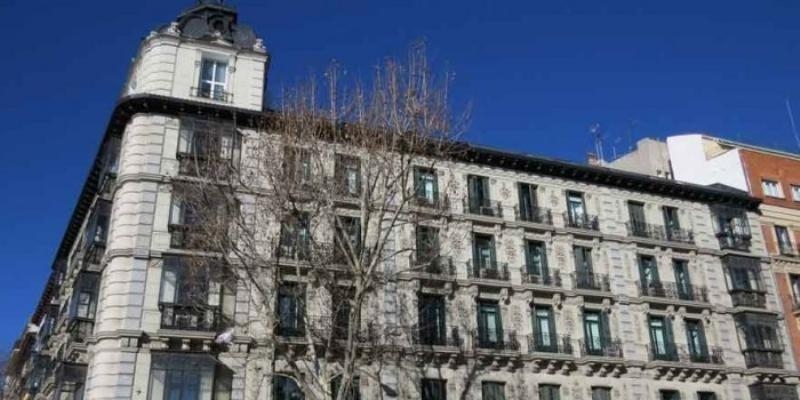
[197,58,229,102]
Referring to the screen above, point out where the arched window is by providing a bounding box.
[273,375,304,400]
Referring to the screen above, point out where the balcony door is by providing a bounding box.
[673,260,692,299]
[477,302,503,347]
[467,175,490,211]
[277,284,305,336]
[418,294,446,345]
[583,310,607,355]
[685,319,709,361]
[518,183,538,220]
[566,192,586,224]
[663,206,681,232]
[648,316,673,359]
[628,201,646,232]
[532,306,556,351]
[639,255,660,291]
[525,241,549,278]
[473,234,496,272]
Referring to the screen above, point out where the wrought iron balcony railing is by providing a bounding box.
[529,334,573,355]
[168,223,205,249]
[410,255,456,276]
[467,261,510,281]
[191,86,233,102]
[626,222,695,244]
[639,281,709,303]
[573,271,611,292]
[471,330,522,352]
[463,198,503,218]
[176,152,234,178]
[564,212,599,231]
[159,303,222,331]
[688,346,725,364]
[743,349,784,369]
[730,289,767,308]
[648,343,680,362]
[521,269,562,287]
[716,231,752,251]
[67,317,94,344]
[412,194,449,211]
[412,325,464,347]
[515,206,553,225]
[84,238,106,267]
[779,244,798,257]
[579,337,622,358]
[647,344,724,364]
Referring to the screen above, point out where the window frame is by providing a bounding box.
[761,179,784,198]
[198,57,229,101]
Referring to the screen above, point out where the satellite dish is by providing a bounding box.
[233,25,257,49]
[182,17,209,39]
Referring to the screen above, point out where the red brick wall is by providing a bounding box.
[775,272,800,368]
[739,149,800,209]
[762,224,777,255]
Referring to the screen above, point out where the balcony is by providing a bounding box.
[275,241,312,261]
[514,206,553,225]
[412,195,449,212]
[688,346,724,364]
[579,337,622,358]
[472,330,521,352]
[412,325,463,348]
[191,86,233,103]
[743,349,784,369]
[83,238,106,268]
[730,289,767,308]
[639,282,709,303]
[716,231,752,252]
[529,334,573,355]
[564,212,599,231]
[521,269,562,287]
[749,383,800,400]
[159,303,222,331]
[410,255,456,277]
[463,198,503,218]
[467,261,510,281]
[168,223,205,250]
[779,243,798,257]
[573,271,611,292]
[176,152,233,178]
[626,222,694,244]
[648,343,680,362]
[67,318,94,344]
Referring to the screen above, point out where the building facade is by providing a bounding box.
[610,134,800,373]
[5,3,800,400]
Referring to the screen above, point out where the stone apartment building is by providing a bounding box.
[609,135,800,374]
[4,2,800,400]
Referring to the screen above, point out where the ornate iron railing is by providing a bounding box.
[529,334,573,355]
[159,303,222,331]
[515,206,553,225]
[573,271,611,292]
[579,337,622,358]
[467,261,510,281]
[730,289,767,308]
[463,197,503,218]
[564,212,599,230]
[521,269,562,287]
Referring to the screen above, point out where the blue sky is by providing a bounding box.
[1,0,799,348]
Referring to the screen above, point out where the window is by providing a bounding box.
[472,234,497,273]
[279,213,311,260]
[728,262,763,292]
[72,273,99,320]
[517,183,539,221]
[416,226,440,263]
[332,288,354,340]
[538,384,560,400]
[639,255,661,291]
[659,390,680,400]
[672,260,693,300]
[649,316,675,360]
[697,392,717,400]
[198,58,228,101]
[415,167,439,205]
[334,216,361,263]
[524,241,549,278]
[177,119,241,176]
[790,274,800,305]
[776,225,794,254]
[762,179,784,198]
[573,246,593,274]
[591,387,611,400]
[713,208,752,251]
[418,294,446,345]
[477,301,503,348]
[792,185,800,201]
[273,375,304,400]
[159,258,235,330]
[467,175,492,215]
[331,376,360,400]
[335,154,361,197]
[628,201,647,233]
[566,191,586,223]
[421,379,446,400]
[481,382,505,400]
[532,306,556,352]
[662,206,683,241]
[284,147,312,184]
[583,310,609,355]
[277,283,305,337]
[149,354,231,400]
[685,319,708,361]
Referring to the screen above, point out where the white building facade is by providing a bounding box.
[4,3,800,400]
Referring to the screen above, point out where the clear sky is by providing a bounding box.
[1,0,799,348]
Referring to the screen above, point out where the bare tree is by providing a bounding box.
[174,42,469,400]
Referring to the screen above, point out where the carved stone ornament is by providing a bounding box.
[499,183,511,200]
